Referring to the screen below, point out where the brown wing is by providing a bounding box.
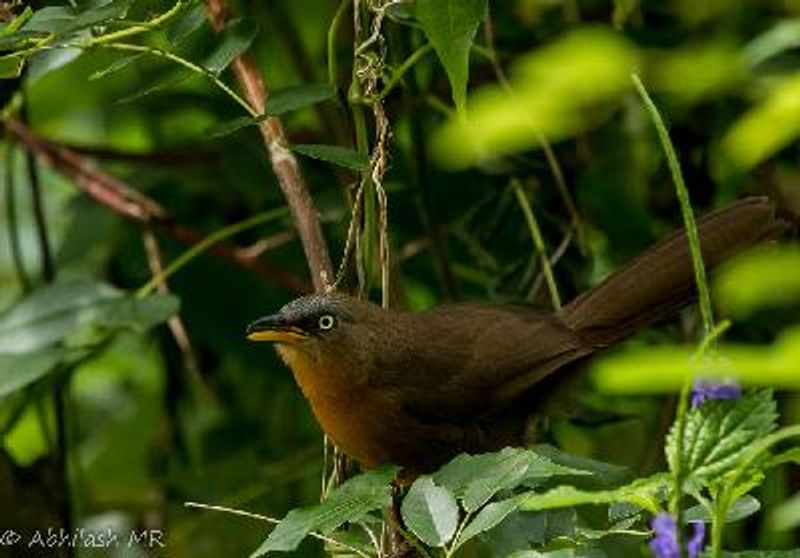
[369,303,590,423]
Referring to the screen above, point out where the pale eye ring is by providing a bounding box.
[318,314,335,331]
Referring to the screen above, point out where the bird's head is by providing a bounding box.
[246,293,384,389]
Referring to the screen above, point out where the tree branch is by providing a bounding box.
[3,118,308,294]
[204,0,334,293]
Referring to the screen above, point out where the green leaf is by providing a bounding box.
[433,448,589,512]
[251,466,397,555]
[26,48,82,85]
[667,390,777,485]
[265,83,336,116]
[22,1,131,36]
[204,18,257,75]
[1,6,33,35]
[416,0,486,116]
[453,498,518,550]
[401,476,459,547]
[168,3,207,45]
[292,144,368,171]
[0,349,64,398]
[431,28,637,168]
[90,53,145,80]
[0,280,179,353]
[517,474,667,514]
[0,54,24,78]
[715,247,800,317]
[685,495,761,523]
[770,491,800,531]
[722,74,800,169]
[745,19,800,67]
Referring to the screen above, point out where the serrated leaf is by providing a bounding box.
[251,466,396,555]
[0,280,179,353]
[685,495,761,524]
[168,3,207,45]
[454,498,518,550]
[0,349,65,398]
[416,0,485,116]
[292,144,368,171]
[0,54,24,78]
[401,476,459,547]
[667,390,777,484]
[265,83,336,116]
[204,18,257,75]
[432,448,589,513]
[517,474,667,514]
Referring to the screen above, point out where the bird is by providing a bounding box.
[247,197,787,473]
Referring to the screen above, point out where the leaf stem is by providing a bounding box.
[327,0,350,88]
[136,208,288,298]
[512,179,561,310]
[378,43,433,100]
[95,42,258,117]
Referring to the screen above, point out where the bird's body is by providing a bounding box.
[248,197,786,472]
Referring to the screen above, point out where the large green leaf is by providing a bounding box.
[0,349,64,398]
[0,281,179,353]
[416,0,486,116]
[667,389,777,484]
[251,466,397,555]
[433,448,588,512]
[401,476,459,547]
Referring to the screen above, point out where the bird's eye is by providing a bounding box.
[318,314,335,331]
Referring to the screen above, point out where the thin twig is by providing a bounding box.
[3,118,308,293]
[512,180,561,310]
[204,0,334,292]
[184,501,374,558]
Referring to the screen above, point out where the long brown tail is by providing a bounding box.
[558,197,786,346]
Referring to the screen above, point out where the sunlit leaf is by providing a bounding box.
[292,144,368,170]
[517,474,667,515]
[26,48,82,85]
[401,476,459,547]
[715,246,800,317]
[650,42,744,103]
[593,326,800,392]
[432,28,638,168]
[416,0,486,116]
[722,74,800,169]
[771,492,800,531]
[251,466,397,555]
[265,83,336,116]
[667,390,777,484]
[0,349,64,398]
[204,18,257,75]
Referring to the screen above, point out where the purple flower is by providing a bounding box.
[650,513,679,558]
[691,380,741,408]
[650,513,706,558]
[687,521,706,557]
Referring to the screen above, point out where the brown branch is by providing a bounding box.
[3,118,308,294]
[204,0,333,293]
